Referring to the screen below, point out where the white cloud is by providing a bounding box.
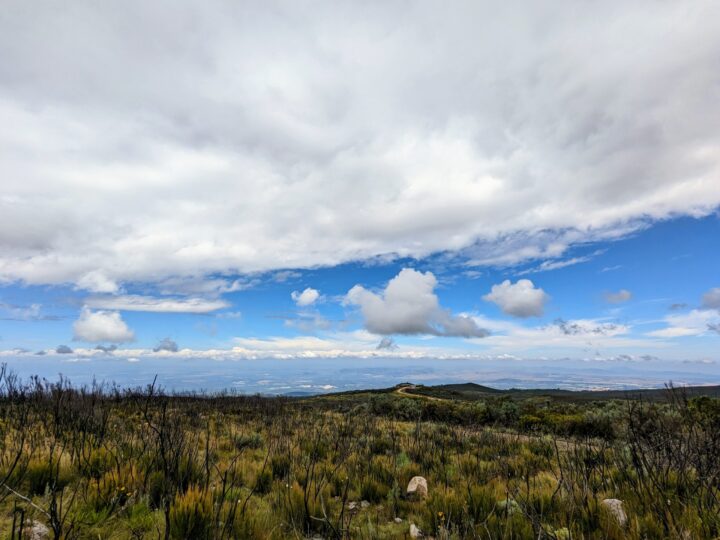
[483,279,549,318]
[72,307,135,343]
[702,288,720,310]
[605,289,632,303]
[647,309,720,338]
[468,315,663,355]
[76,271,120,293]
[517,250,604,275]
[1,2,719,289]
[345,268,488,337]
[85,295,228,313]
[156,276,251,296]
[291,287,320,307]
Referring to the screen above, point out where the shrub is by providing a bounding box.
[270,454,291,479]
[233,432,264,451]
[169,485,213,540]
[361,478,388,503]
[254,468,272,495]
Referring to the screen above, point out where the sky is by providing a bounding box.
[1,1,719,392]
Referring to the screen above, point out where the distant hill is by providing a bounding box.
[409,382,720,402]
[309,382,720,403]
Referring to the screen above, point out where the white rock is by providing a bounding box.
[406,476,428,499]
[410,523,423,538]
[394,517,403,523]
[601,498,627,528]
[360,500,370,508]
[26,521,50,540]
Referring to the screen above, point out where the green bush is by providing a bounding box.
[169,485,213,540]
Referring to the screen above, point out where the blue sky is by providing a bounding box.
[2,215,719,371]
[1,1,719,390]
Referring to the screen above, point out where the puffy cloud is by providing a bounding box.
[345,268,488,337]
[1,2,719,290]
[483,279,549,318]
[55,344,73,354]
[94,344,118,353]
[702,288,720,310]
[153,337,179,353]
[604,289,632,303]
[72,307,135,343]
[291,288,320,307]
[85,295,228,313]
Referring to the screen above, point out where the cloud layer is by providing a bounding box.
[85,295,228,313]
[346,268,488,337]
[1,1,719,290]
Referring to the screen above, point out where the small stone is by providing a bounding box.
[394,517,403,523]
[25,521,50,540]
[347,501,358,511]
[360,500,370,509]
[410,523,423,538]
[601,498,628,528]
[406,476,428,500]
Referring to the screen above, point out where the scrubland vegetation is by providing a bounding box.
[1,367,719,539]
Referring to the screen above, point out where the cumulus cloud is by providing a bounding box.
[72,307,135,343]
[55,344,73,354]
[605,289,632,303]
[85,295,228,313]
[483,279,549,318]
[345,268,488,337]
[1,2,719,290]
[702,288,720,310]
[94,344,118,353]
[153,337,179,353]
[291,288,320,307]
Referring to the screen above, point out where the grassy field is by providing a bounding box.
[1,367,719,539]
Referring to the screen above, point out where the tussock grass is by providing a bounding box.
[0,366,718,538]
